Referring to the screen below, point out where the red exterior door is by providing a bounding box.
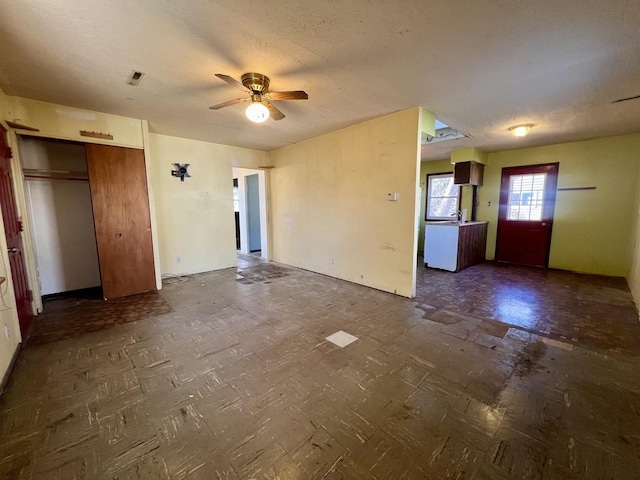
[496,163,559,267]
[0,126,33,334]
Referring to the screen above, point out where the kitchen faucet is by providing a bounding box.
[451,210,463,221]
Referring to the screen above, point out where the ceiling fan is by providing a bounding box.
[209,72,308,123]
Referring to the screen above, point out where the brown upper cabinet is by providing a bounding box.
[454,161,484,186]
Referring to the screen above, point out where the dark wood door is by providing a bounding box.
[0,125,33,334]
[85,144,156,299]
[496,163,559,267]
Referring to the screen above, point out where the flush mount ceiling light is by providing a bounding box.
[245,102,270,123]
[509,124,534,137]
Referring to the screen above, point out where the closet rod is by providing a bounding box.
[23,168,89,181]
[24,174,88,181]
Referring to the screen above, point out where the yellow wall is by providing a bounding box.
[478,134,640,276]
[269,108,422,298]
[3,97,144,148]
[626,164,640,306]
[451,147,488,165]
[148,133,267,275]
[0,87,22,386]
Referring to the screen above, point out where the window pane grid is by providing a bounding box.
[427,174,459,220]
[507,173,546,221]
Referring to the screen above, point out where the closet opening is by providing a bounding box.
[19,136,102,300]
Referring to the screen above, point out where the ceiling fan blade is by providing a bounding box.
[265,101,285,120]
[266,91,308,100]
[209,97,249,110]
[215,73,251,92]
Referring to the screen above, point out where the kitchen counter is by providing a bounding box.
[424,221,488,272]
[425,221,487,226]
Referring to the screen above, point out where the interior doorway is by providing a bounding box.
[246,173,261,253]
[232,167,268,259]
[496,163,559,267]
[233,178,241,249]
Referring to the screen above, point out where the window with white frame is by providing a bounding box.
[425,172,460,220]
[507,173,546,221]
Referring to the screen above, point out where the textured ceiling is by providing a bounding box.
[0,1,639,159]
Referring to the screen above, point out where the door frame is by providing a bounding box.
[0,125,34,333]
[0,130,42,316]
[496,162,559,267]
[232,167,270,260]
[245,173,262,253]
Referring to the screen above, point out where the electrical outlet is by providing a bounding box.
[176,256,182,264]
[3,325,9,340]
[330,257,336,264]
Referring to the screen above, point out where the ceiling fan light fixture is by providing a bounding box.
[245,102,270,123]
[509,124,534,137]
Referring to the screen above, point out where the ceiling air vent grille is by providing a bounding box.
[127,71,145,86]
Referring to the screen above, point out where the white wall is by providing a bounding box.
[233,168,269,259]
[25,181,100,295]
[20,138,101,295]
[268,108,422,298]
[148,134,267,275]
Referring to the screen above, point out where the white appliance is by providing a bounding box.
[425,223,459,271]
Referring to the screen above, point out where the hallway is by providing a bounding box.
[1,257,639,479]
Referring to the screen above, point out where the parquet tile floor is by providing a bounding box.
[1,255,639,479]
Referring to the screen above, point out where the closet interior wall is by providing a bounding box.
[19,137,101,296]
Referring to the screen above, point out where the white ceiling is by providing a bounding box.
[0,1,639,160]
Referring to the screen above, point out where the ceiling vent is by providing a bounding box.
[127,71,145,86]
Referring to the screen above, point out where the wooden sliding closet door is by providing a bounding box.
[85,144,156,299]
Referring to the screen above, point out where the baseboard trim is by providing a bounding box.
[0,342,21,396]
